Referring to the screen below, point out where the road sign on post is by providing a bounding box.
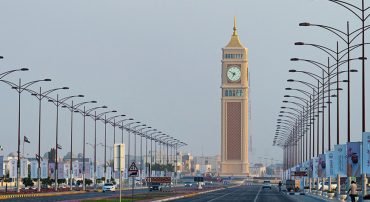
[128,162,138,177]
[128,162,138,201]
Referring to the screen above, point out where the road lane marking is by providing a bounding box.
[206,188,240,202]
[253,186,262,202]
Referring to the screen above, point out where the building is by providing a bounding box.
[249,163,266,177]
[220,17,250,176]
[193,155,221,173]
[181,153,193,173]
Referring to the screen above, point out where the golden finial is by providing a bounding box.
[233,16,238,36]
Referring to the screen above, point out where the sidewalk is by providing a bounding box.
[0,186,148,200]
[291,191,357,202]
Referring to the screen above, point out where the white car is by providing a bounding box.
[262,180,272,189]
[102,183,116,192]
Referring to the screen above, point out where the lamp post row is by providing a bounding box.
[0,67,186,192]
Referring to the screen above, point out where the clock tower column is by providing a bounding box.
[220,17,249,176]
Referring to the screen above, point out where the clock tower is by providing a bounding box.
[220,17,249,176]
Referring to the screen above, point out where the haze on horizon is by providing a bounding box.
[0,0,367,166]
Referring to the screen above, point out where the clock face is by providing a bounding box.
[227,66,241,81]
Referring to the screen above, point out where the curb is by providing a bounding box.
[297,193,342,202]
[0,191,86,200]
[287,192,306,195]
[153,184,241,202]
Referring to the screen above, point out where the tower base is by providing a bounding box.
[220,161,249,176]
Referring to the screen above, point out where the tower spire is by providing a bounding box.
[233,16,238,36]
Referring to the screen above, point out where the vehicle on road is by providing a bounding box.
[102,183,116,192]
[149,182,162,191]
[285,179,299,192]
[184,181,194,187]
[262,180,272,189]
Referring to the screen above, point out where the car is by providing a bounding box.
[184,181,194,187]
[262,180,272,189]
[149,182,162,191]
[102,183,116,192]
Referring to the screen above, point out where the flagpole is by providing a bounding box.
[22,138,24,158]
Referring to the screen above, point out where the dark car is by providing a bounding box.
[149,182,162,191]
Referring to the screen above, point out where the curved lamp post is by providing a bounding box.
[31,86,69,192]
[3,78,51,193]
[49,94,84,191]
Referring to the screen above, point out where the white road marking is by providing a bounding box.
[206,188,240,202]
[253,186,262,202]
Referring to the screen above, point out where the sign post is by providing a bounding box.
[128,162,138,202]
[114,144,125,202]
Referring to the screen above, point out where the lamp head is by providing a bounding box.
[284,95,290,97]
[283,100,288,103]
[91,101,97,103]
[112,110,117,112]
[285,88,292,90]
[288,70,296,73]
[78,94,84,97]
[290,58,299,61]
[102,105,108,108]
[294,42,305,45]
[299,22,311,26]
[20,68,29,71]
[44,79,52,81]
[62,87,69,89]
[350,69,358,72]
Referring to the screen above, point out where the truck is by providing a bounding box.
[285,179,300,192]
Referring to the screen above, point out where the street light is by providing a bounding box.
[4,78,51,193]
[65,101,98,191]
[123,121,141,172]
[97,111,117,182]
[49,94,84,191]
[117,118,134,143]
[299,19,369,134]
[31,86,69,192]
[0,68,29,80]
[143,129,157,176]
[153,133,167,166]
[131,124,147,165]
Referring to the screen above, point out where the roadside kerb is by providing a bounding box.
[153,184,241,202]
[295,192,342,202]
[0,191,86,200]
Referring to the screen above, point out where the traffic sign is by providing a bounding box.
[128,162,138,177]
[146,177,171,183]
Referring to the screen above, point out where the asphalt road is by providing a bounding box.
[173,184,325,202]
[3,188,149,202]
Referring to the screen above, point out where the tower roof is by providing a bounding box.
[225,17,245,48]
